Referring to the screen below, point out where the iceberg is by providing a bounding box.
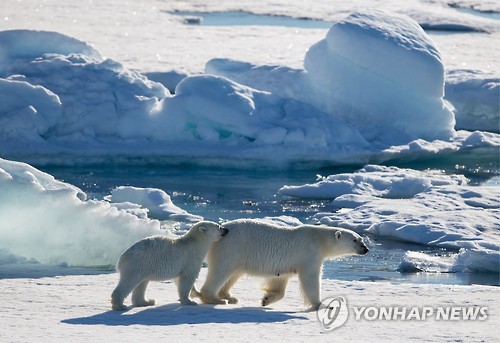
[305,10,454,143]
[0,12,498,167]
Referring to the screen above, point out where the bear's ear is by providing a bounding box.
[335,231,342,240]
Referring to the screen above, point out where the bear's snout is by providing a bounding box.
[360,245,369,255]
[221,227,229,237]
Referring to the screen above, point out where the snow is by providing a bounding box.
[0,268,498,342]
[0,158,163,267]
[105,186,203,222]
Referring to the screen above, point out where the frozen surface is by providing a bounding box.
[1,0,498,75]
[0,158,163,267]
[0,268,498,342]
[105,186,203,222]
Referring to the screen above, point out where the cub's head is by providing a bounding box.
[193,221,228,242]
[330,228,369,257]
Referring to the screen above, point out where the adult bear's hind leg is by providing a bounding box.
[261,276,289,306]
[200,266,238,305]
[218,272,242,304]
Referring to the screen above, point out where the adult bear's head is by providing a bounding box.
[329,227,369,257]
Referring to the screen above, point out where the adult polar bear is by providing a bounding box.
[197,219,369,309]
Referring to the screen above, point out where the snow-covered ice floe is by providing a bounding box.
[279,165,499,273]
[0,158,208,267]
[0,9,498,167]
[400,249,499,273]
[279,165,468,204]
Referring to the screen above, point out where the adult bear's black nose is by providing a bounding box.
[361,246,369,255]
[221,227,229,237]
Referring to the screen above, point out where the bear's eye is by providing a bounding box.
[353,239,357,242]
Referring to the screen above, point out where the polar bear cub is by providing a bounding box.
[197,219,368,309]
[111,221,228,311]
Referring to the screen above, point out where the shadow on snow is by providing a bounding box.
[62,304,308,326]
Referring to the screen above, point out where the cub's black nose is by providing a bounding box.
[362,246,369,255]
[221,228,229,237]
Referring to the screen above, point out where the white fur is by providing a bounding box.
[196,219,369,309]
[111,221,226,311]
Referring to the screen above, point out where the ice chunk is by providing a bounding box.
[399,248,499,273]
[160,74,370,162]
[304,9,455,143]
[106,186,203,222]
[0,78,62,139]
[144,70,188,94]
[4,53,169,141]
[0,30,102,75]
[445,70,499,132]
[206,58,309,103]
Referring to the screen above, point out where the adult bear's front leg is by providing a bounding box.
[297,266,322,310]
[261,276,290,306]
